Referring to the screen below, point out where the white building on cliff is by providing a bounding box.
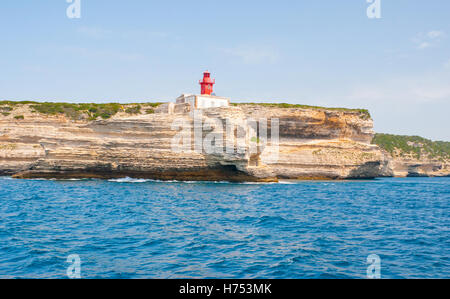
[176,71,230,109]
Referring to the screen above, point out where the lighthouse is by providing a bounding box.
[199,71,215,95]
[175,71,230,109]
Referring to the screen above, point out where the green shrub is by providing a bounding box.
[125,105,142,114]
[0,101,163,121]
[373,133,450,160]
[251,137,261,143]
[143,102,163,108]
[2,112,10,116]
[14,115,24,120]
[0,101,36,106]
[29,102,122,120]
[0,106,13,112]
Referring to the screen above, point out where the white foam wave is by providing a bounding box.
[2,176,300,185]
[108,177,150,183]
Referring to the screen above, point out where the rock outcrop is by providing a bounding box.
[237,105,383,180]
[1,102,388,181]
[381,154,449,177]
[372,133,450,177]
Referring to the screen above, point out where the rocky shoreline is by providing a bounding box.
[0,102,448,181]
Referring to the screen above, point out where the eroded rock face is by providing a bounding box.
[378,150,449,177]
[238,105,383,180]
[0,104,387,181]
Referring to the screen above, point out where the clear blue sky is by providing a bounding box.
[1,1,449,140]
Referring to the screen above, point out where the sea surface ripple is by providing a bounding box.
[0,177,449,279]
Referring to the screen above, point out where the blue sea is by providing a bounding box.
[0,176,448,279]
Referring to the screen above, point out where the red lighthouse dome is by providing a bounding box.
[199,71,215,95]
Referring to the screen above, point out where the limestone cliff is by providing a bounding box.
[236,105,383,180]
[0,102,386,181]
[373,134,450,177]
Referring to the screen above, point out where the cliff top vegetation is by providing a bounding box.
[0,101,163,120]
[1,100,372,120]
[373,133,450,160]
[231,103,371,119]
